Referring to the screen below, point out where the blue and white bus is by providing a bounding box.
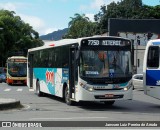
[27,36,133,105]
[143,39,160,99]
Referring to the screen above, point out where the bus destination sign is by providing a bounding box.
[10,59,27,62]
[81,39,130,47]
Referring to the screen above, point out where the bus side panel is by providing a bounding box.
[33,68,56,95]
[33,68,68,98]
[146,70,160,86]
[143,42,148,94]
[56,68,69,98]
[146,70,160,99]
[54,68,63,98]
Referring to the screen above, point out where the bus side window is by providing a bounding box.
[48,49,53,67]
[147,46,159,68]
[61,46,69,68]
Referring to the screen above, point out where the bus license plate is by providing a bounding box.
[105,94,114,98]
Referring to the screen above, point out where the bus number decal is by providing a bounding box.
[88,40,99,46]
[46,70,54,85]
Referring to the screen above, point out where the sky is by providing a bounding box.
[0,0,159,36]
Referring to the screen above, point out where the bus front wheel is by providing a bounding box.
[65,87,74,105]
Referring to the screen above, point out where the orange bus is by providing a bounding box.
[6,56,27,85]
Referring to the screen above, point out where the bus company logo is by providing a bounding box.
[156,80,160,85]
[46,70,54,85]
[113,84,120,88]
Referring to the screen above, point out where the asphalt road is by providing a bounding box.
[0,83,160,123]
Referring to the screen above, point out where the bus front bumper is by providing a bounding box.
[7,78,27,85]
[75,87,133,102]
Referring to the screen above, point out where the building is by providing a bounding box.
[108,19,160,74]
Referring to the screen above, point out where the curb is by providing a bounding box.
[0,99,23,110]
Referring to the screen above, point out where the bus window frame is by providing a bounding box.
[147,46,159,68]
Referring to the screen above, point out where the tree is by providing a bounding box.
[64,13,97,38]
[0,10,43,66]
[94,0,160,34]
[64,0,160,39]
[139,5,160,19]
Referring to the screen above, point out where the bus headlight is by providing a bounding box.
[124,87,128,91]
[79,82,93,92]
[124,82,133,91]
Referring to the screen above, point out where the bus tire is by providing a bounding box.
[36,81,43,97]
[64,87,74,105]
[104,101,115,106]
[7,82,12,86]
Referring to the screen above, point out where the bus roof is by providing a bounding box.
[28,39,78,52]
[7,56,27,60]
[147,39,160,46]
[28,36,131,52]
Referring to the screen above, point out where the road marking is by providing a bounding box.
[4,88,11,91]
[29,89,34,91]
[17,88,23,91]
[30,117,108,120]
[22,104,30,109]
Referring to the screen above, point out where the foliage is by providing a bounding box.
[0,10,43,66]
[94,0,160,34]
[64,0,160,39]
[63,13,98,38]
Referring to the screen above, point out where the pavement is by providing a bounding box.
[0,98,22,110]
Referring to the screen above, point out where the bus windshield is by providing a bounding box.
[8,62,27,77]
[80,50,132,78]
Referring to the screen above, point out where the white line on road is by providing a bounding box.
[17,88,23,91]
[4,88,11,91]
[22,104,31,109]
[30,117,108,120]
[29,89,34,91]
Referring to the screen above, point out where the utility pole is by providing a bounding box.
[135,41,138,74]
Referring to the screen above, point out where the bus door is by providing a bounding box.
[28,53,34,89]
[146,46,160,99]
[69,44,79,99]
